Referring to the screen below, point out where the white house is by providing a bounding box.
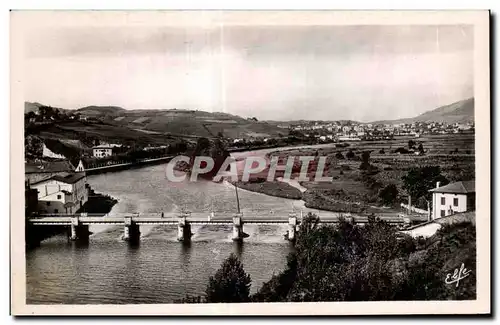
[92,144,122,158]
[429,180,475,220]
[30,172,88,214]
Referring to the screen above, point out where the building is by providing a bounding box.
[74,159,86,172]
[92,144,121,158]
[25,160,75,185]
[30,172,89,214]
[429,180,475,220]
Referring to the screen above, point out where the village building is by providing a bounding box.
[25,160,75,185]
[30,172,89,214]
[429,180,475,220]
[92,144,122,158]
[74,159,86,172]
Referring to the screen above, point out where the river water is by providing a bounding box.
[26,145,341,304]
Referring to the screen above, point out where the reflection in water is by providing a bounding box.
[234,241,244,258]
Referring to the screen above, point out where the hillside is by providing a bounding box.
[25,102,67,114]
[25,102,286,161]
[373,98,474,125]
[81,107,284,139]
[77,105,126,116]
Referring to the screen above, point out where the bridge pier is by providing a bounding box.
[69,216,90,242]
[288,213,297,241]
[122,216,141,242]
[232,214,244,241]
[177,215,192,242]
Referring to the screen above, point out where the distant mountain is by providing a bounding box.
[77,105,126,116]
[373,98,474,125]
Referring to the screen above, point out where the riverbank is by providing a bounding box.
[230,145,400,215]
[79,188,118,214]
[85,156,173,175]
[230,179,303,200]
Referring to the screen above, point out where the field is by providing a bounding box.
[259,133,475,214]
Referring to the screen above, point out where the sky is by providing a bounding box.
[22,20,473,122]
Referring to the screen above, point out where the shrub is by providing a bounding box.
[394,147,409,154]
[206,253,252,303]
[359,151,371,170]
[379,184,399,206]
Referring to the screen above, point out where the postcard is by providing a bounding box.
[10,10,490,315]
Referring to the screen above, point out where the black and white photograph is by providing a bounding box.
[10,10,490,315]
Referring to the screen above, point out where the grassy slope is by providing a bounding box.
[83,108,284,139]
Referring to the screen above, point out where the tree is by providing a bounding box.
[417,143,424,154]
[346,149,355,159]
[206,253,252,303]
[402,166,449,203]
[359,151,371,170]
[335,152,344,159]
[408,140,416,150]
[379,148,385,154]
[379,184,399,206]
[193,137,211,156]
[288,129,305,138]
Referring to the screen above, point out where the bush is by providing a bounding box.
[206,253,252,303]
[335,152,344,159]
[379,184,399,206]
[394,147,409,154]
[346,150,355,159]
[359,151,371,170]
[379,149,385,154]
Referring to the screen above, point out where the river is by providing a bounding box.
[26,144,342,304]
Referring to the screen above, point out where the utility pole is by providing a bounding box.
[235,184,241,214]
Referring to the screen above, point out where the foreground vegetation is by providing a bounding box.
[178,214,476,303]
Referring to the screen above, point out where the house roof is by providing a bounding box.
[93,144,121,149]
[31,172,86,185]
[25,160,75,174]
[51,172,86,184]
[429,180,475,194]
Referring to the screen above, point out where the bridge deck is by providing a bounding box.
[28,214,409,226]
